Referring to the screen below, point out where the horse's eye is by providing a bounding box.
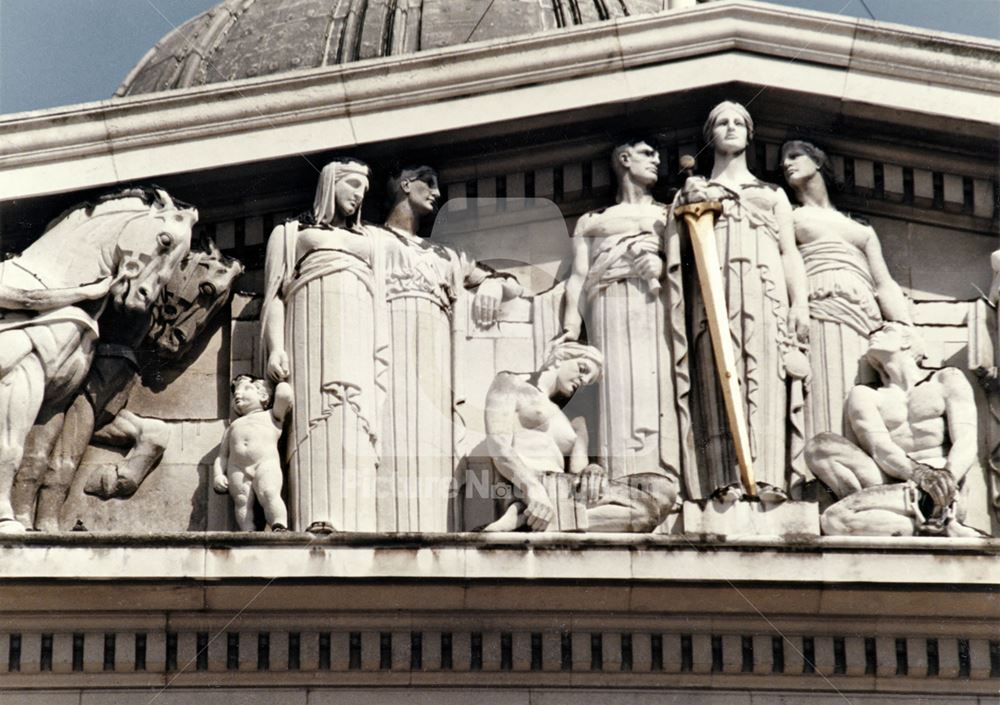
[158,232,173,248]
[199,282,217,298]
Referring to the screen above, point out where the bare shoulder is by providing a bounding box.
[846,385,880,412]
[932,367,972,392]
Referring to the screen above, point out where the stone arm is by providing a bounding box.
[775,190,810,342]
[567,416,589,474]
[0,278,111,311]
[560,215,593,341]
[862,226,911,324]
[262,228,289,382]
[938,368,979,483]
[847,386,918,481]
[212,426,230,493]
[466,263,523,327]
[484,374,554,530]
[270,381,293,425]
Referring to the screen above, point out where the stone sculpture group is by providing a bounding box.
[0,102,992,538]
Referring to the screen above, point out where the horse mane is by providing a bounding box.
[44,185,195,235]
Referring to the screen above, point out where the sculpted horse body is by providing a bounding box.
[11,241,242,531]
[0,188,197,532]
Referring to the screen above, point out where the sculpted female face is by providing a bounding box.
[554,357,600,396]
[781,145,820,189]
[711,107,750,156]
[334,174,369,217]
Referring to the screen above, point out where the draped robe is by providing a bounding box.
[577,205,692,487]
[687,182,804,496]
[800,238,883,440]
[375,227,490,532]
[262,221,389,532]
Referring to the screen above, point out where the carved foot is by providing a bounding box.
[709,483,743,505]
[482,503,526,532]
[83,464,138,499]
[0,518,26,534]
[306,521,337,535]
[755,482,789,505]
[35,517,60,533]
[271,523,288,533]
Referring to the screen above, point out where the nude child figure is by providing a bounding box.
[213,375,292,531]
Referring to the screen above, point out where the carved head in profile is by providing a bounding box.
[388,166,441,216]
[781,140,836,195]
[611,138,660,189]
[312,158,371,228]
[544,342,604,397]
[145,239,244,359]
[704,101,754,156]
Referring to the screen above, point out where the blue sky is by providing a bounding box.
[1,0,998,115]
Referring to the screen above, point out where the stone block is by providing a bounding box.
[535,167,554,198]
[60,420,223,533]
[564,162,583,195]
[591,158,611,189]
[477,176,496,199]
[914,169,934,200]
[752,634,773,674]
[128,323,229,420]
[973,179,994,219]
[721,634,742,673]
[663,633,684,672]
[6,692,81,705]
[883,163,904,196]
[539,472,587,532]
[943,173,964,205]
[245,215,264,245]
[855,159,874,189]
[507,172,526,199]
[681,499,820,537]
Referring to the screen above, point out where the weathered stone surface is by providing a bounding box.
[59,421,223,533]
[681,500,820,537]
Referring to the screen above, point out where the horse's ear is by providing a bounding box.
[154,188,173,209]
[204,236,223,258]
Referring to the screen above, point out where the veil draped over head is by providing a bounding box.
[311,159,371,229]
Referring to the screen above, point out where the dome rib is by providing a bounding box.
[116,0,669,98]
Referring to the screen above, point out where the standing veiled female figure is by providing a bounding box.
[684,101,810,498]
[261,159,389,533]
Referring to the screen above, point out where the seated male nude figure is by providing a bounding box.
[483,342,676,533]
[805,323,984,537]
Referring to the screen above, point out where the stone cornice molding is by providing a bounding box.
[2,534,998,585]
[0,0,997,200]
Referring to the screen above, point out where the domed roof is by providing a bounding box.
[117,0,669,97]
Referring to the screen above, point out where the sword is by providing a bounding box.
[674,164,757,498]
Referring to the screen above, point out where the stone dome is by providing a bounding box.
[117,0,673,97]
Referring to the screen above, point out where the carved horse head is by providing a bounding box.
[14,187,197,315]
[145,237,244,358]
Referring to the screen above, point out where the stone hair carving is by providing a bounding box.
[482,342,677,532]
[11,242,242,531]
[213,376,292,531]
[678,102,810,500]
[0,188,197,533]
[805,323,984,537]
[559,137,690,506]
[781,140,912,446]
[376,165,522,532]
[261,158,387,533]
